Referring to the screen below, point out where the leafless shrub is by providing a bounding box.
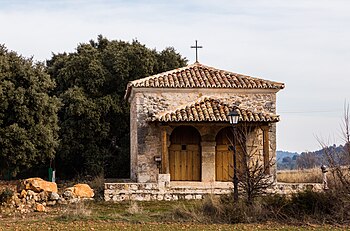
[89,173,105,201]
[317,103,350,192]
[228,123,275,203]
[296,152,321,169]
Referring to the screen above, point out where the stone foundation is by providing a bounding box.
[267,182,323,195]
[104,174,323,202]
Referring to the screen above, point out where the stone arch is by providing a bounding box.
[169,126,201,181]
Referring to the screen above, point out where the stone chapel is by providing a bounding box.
[105,62,284,201]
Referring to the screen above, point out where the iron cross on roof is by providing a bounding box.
[191,40,203,63]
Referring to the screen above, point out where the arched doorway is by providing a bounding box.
[169,126,201,181]
[215,127,243,182]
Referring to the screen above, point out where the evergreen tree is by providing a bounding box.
[47,36,187,178]
[0,45,61,177]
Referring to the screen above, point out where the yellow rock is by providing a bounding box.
[35,203,46,212]
[19,178,58,193]
[65,184,94,198]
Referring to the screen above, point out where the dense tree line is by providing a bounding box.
[0,36,187,179]
[0,45,61,178]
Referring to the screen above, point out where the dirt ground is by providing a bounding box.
[0,218,347,231]
[0,199,348,231]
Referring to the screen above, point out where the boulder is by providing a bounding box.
[18,178,57,193]
[64,184,94,198]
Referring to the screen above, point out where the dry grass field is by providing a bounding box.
[277,167,350,188]
[277,168,323,183]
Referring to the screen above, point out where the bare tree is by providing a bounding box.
[296,152,319,169]
[318,103,350,192]
[228,123,275,203]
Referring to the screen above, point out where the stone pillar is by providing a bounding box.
[129,93,140,182]
[161,128,169,174]
[262,125,270,174]
[269,123,277,181]
[201,141,216,182]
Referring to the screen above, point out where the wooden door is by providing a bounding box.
[169,126,201,181]
[216,144,233,181]
[215,127,243,182]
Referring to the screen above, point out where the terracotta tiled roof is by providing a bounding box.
[150,98,279,123]
[125,62,284,99]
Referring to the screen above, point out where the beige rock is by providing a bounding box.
[19,178,57,193]
[63,190,74,199]
[64,184,94,198]
[46,200,56,206]
[20,190,27,199]
[49,192,60,201]
[35,203,46,212]
[57,198,67,205]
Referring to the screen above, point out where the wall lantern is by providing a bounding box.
[228,109,240,125]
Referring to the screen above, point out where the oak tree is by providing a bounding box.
[0,45,61,177]
[47,36,187,178]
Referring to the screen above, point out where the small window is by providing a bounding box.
[181,145,187,150]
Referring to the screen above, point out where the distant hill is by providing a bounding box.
[276,151,299,170]
[276,144,347,170]
[276,151,299,163]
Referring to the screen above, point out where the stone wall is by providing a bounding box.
[129,88,278,183]
[104,175,323,202]
[105,174,232,202]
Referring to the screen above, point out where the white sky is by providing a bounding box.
[1,0,349,153]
